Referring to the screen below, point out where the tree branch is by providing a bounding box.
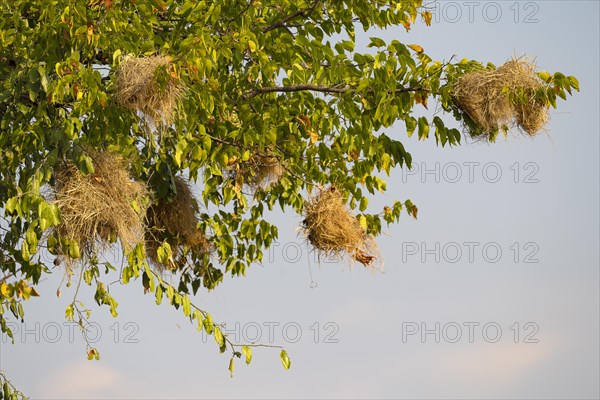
[243,84,347,98]
[226,0,253,25]
[263,0,322,33]
[240,84,428,99]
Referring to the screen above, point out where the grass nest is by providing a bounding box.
[231,152,284,190]
[115,55,184,125]
[302,186,379,268]
[52,150,148,262]
[513,96,549,135]
[451,59,549,139]
[245,154,284,189]
[146,176,213,271]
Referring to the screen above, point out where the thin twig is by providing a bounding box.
[240,84,427,100]
[263,0,322,33]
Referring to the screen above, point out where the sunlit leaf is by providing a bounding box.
[280,350,291,370]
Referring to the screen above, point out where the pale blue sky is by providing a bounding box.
[1,1,599,398]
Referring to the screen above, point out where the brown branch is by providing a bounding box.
[226,0,253,25]
[242,84,347,98]
[263,0,322,32]
[241,84,427,99]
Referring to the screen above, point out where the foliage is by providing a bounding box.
[0,371,28,400]
[0,0,577,387]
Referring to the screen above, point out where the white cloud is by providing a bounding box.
[36,360,120,399]
[430,339,557,394]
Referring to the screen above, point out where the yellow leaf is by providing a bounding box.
[169,63,179,79]
[408,44,424,54]
[422,11,433,26]
[229,357,235,378]
[214,326,225,347]
[1,283,13,298]
[242,345,252,365]
[87,348,99,360]
[227,156,239,166]
[414,92,429,109]
[65,304,74,321]
[87,25,94,44]
[280,350,291,370]
[297,114,312,127]
[538,71,551,82]
[359,215,367,231]
[234,175,243,193]
[309,130,318,144]
[410,205,418,219]
[74,84,83,100]
[401,19,411,32]
[410,8,418,23]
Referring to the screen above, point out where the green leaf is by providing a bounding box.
[109,297,119,317]
[175,140,188,167]
[81,155,95,175]
[192,145,203,161]
[155,285,163,305]
[359,196,368,212]
[368,37,386,48]
[537,71,551,82]
[4,197,18,214]
[568,76,580,91]
[418,117,429,140]
[112,49,122,65]
[66,241,80,259]
[405,116,417,137]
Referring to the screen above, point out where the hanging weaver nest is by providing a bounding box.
[231,152,284,190]
[513,95,549,135]
[52,150,148,263]
[451,58,549,139]
[115,55,184,125]
[246,154,284,189]
[301,186,380,268]
[146,176,213,271]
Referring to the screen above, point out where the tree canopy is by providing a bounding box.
[0,0,578,383]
